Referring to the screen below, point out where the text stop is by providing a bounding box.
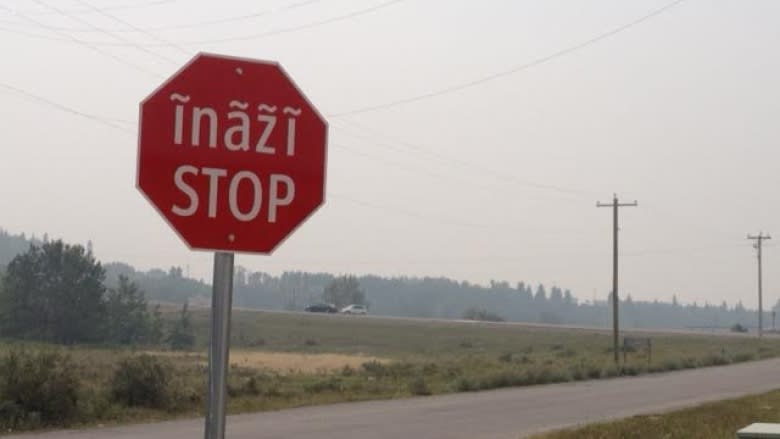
[171,165,295,223]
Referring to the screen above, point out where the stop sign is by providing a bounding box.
[137,53,328,254]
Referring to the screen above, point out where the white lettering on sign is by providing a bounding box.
[170,94,299,156]
[269,174,294,222]
[201,167,227,217]
[170,165,295,222]
[229,171,262,221]
[172,165,198,216]
[256,104,277,155]
[225,101,250,151]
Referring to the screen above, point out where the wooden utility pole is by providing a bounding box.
[597,195,638,365]
[747,233,771,338]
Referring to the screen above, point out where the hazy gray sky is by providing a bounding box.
[1,0,778,307]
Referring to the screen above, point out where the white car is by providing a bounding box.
[341,304,367,315]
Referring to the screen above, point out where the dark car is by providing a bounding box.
[304,303,338,313]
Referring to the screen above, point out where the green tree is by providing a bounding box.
[167,303,195,350]
[549,286,564,304]
[534,284,547,304]
[0,241,105,344]
[148,304,164,345]
[105,275,152,345]
[563,289,575,306]
[322,275,365,308]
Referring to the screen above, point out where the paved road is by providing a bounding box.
[12,357,780,439]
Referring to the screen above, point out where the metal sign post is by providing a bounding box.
[205,252,235,439]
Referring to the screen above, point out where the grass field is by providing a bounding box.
[2,309,780,433]
[530,389,780,439]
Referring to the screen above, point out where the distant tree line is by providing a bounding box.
[0,228,769,331]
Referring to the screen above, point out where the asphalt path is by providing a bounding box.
[11,357,780,439]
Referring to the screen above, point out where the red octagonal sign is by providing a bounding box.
[137,53,327,254]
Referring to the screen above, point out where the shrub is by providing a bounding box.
[455,377,475,392]
[462,307,504,322]
[361,360,388,378]
[245,376,261,396]
[498,352,513,363]
[165,380,203,412]
[586,365,602,379]
[663,359,681,371]
[110,354,172,409]
[758,346,775,359]
[535,368,568,385]
[422,362,438,375]
[701,354,729,367]
[478,371,515,389]
[303,377,342,394]
[0,350,80,428]
[341,365,356,377]
[408,376,431,396]
[556,348,576,358]
[622,364,643,376]
[387,362,416,378]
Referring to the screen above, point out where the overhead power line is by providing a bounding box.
[0,0,326,33]
[332,142,503,193]
[0,0,408,46]
[329,193,492,229]
[333,118,593,197]
[52,0,180,65]
[0,0,174,18]
[329,0,688,117]
[74,0,190,58]
[0,1,161,78]
[0,82,134,133]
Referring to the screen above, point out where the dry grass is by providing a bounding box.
[229,351,386,374]
[142,349,385,374]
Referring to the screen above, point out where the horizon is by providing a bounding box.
[0,225,767,311]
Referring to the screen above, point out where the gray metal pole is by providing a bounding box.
[612,196,619,366]
[205,252,235,439]
[758,240,763,338]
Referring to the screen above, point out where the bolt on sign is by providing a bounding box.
[137,53,328,254]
